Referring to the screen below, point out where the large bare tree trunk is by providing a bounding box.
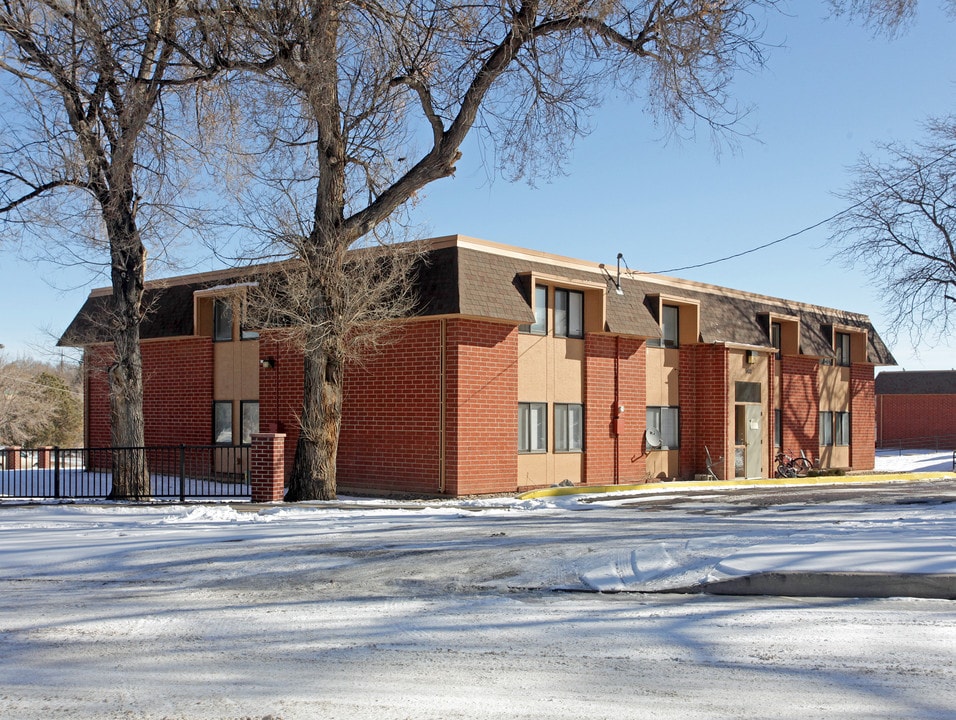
[106,215,150,500]
[285,347,343,501]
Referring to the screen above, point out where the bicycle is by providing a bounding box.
[775,449,813,478]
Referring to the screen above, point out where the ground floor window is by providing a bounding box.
[835,411,851,446]
[214,401,233,444]
[646,406,680,450]
[819,411,833,446]
[774,408,782,448]
[554,403,584,452]
[240,401,259,445]
[519,402,548,453]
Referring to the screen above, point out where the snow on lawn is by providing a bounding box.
[874,447,955,473]
[0,453,954,719]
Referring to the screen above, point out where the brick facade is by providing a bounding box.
[780,356,819,455]
[679,344,730,479]
[876,394,956,446]
[584,335,647,484]
[850,364,876,469]
[443,319,518,495]
[339,321,444,495]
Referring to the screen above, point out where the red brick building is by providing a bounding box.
[61,235,895,495]
[875,371,956,448]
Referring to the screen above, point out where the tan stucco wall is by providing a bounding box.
[517,332,585,485]
[213,340,259,400]
[818,365,851,410]
[645,347,679,407]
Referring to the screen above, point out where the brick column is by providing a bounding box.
[37,447,53,469]
[4,446,22,470]
[250,433,286,503]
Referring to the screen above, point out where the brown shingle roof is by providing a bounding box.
[875,370,956,395]
[58,236,895,366]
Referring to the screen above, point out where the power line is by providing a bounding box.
[646,143,956,275]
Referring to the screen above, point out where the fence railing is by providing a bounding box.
[0,445,251,501]
[878,434,956,454]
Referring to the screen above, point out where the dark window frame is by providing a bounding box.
[213,400,233,445]
[519,285,548,335]
[518,402,548,454]
[554,403,584,453]
[646,406,680,450]
[554,288,584,339]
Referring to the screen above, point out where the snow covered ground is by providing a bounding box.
[0,450,954,719]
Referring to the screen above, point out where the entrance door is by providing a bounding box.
[734,404,763,478]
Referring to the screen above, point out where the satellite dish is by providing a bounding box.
[645,427,662,449]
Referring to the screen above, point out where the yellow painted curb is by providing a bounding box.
[516,472,956,500]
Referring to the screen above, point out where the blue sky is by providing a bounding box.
[2,1,955,371]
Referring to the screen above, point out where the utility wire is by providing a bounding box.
[646,143,956,275]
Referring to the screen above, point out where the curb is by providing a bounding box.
[516,472,956,500]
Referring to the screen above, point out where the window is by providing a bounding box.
[735,381,761,404]
[819,411,833,446]
[240,401,259,445]
[520,285,548,335]
[649,304,680,348]
[771,322,782,358]
[213,298,233,342]
[554,288,583,338]
[835,411,850,446]
[774,408,782,448]
[518,402,547,453]
[214,401,233,444]
[554,404,584,452]
[835,331,851,367]
[646,406,680,450]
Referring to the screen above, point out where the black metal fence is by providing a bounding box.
[878,434,956,453]
[0,445,251,501]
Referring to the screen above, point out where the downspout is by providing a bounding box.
[439,319,446,494]
[614,335,620,485]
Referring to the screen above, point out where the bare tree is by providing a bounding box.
[204,0,778,500]
[831,118,956,344]
[0,1,220,498]
[0,354,82,447]
[826,0,956,34]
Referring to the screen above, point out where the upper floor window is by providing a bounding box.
[771,322,782,358]
[835,331,851,366]
[554,288,583,338]
[213,298,233,342]
[643,303,679,350]
[519,285,548,335]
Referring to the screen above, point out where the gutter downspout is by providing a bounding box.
[439,319,446,494]
[614,335,620,485]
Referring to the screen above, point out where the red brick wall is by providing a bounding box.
[84,345,113,448]
[850,364,876,469]
[256,334,304,478]
[679,344,729,479]
[781,356,819,457]
[584,335,646,484]
[338,322,443,495]
[876,393,956,446]
[444,319,518,495]
[83,338,214,447]
[141,338,214,446]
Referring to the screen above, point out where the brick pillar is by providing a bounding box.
[250,433,286,502]
[37,447,53,469]
[4,446,22,470]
